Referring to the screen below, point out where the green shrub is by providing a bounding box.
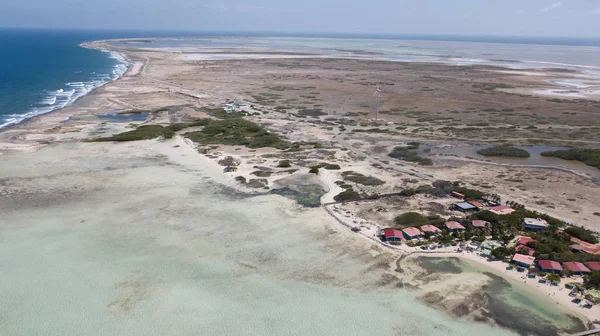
[333,189,361,202]
[341,171,385,186]
[309,167,320,174]
[184,118,289,149]
[394,212,428,227]
[277,160,292,168]
[547,274,561,282]
[85,120,211,142]
[477,145,531,158]
[541,149,600,170]
[388,143,433,165]
[564,227,598,244]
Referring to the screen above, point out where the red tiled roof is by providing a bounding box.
[570,237,600,255]
[538,260,563,271]
[451,192,464,199]
[383,229,403,239]
[468,201,484,208]
[563,261,591,273]
[512,253,535,266]
[471,220,489,228]
[516,244,535,256]
[421,225,441,233]
[445,221,466,230]
[519,237,536,246]
[586,261,600,272]
[402,227,423,237]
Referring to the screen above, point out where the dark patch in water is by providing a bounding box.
[97,113,150,122]
[270,184,325,207]
[417,257,463,274]
[481,272,586,336]
[415,258,587,336]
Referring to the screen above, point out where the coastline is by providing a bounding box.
[320,196,598,327]
[0,40,132,131]
[2,36,600,334]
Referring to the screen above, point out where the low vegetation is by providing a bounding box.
[333,189,361,202]
[477,145,531,158]
[184,118,289,149]
[398,180,487,201]
[541,148,600,170]
[388,142,433,165]
[341,171,385,186]
[85,120,209,142]
[564,226,599,244]
[277,160,292,168]
[312,162,341,170]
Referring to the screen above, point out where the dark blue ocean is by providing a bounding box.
[1,29,599,129]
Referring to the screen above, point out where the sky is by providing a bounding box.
[1,0,600,37]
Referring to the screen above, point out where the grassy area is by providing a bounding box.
[388,142,433,166]
[184,118,289,149]
[341,171,385,186]
[477,145,531,158]
[85,120,210,142]
[541,148,600,170]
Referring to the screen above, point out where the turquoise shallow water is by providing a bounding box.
[0,141,517,336]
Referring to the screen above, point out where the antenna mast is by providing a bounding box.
[373,84,382,121]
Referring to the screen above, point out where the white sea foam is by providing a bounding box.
[0,50,130,130]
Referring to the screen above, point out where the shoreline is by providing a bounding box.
[320,197,598,328]
[3,36,600,334]
[0,41,132,132]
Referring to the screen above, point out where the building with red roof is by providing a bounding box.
[512,253,535,268]
[489,205,515,215]
[518,237,536,246]
[445,221,466,232]
[537,260,563,273]
[570,237,600,255]
[516,244,535,256]
[383,229,403,243]
[402,227,424,240]
[468,201,484,209]
[471,220,489,228]
[586,261,600,272]
[421,225,442,235]
[563,262,591,275]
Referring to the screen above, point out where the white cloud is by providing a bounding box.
[541,2,563,12]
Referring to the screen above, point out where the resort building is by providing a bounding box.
[452,202,477,212]
[586,261,600,272]
[402,227,424,240]
[523,218,549,232]
[445,221,466,232]
[471,220,490,229]
[451,191,464,200]
[570,237,600,255]
[383,229,403,243]
[516,244,535,256]
[537,260,563,273]
[563,262,591,275]
[467,201,484,210]
[482,241,502,257]
[489,205,515,215]
[512,253,535,268]
[518,236,536,246]
[420,225,442,235]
